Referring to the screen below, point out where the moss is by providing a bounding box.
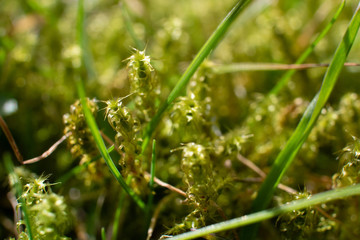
[2,1,360,239]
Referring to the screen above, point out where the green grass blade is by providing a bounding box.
[75,0,144,211]
[77,0,96,80]
[244,2,360,238]
[210,62,359,73]
[4,154,33,240]
[112,175,131,240]
[141,0,251,152]
[101,227,106,240]
[76,78,145,210]
[145,140,157,227]
[170,184,360,240]
[119,1,144,50]
[269,0,345,95]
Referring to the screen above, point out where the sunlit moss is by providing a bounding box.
[63,98,110,186]
[9,169,72,240]
[276,191,337,240]
[333,137,360,188]
[2,0,360,239]
[126,48,158,120]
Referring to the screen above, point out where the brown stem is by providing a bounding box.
[237,154,297,194]
[210,200,240,240]
[22,132,70,164]
[237,154,266,178]
[146,195,173,240]
[144,171,187,197]
[0,116,23,163]
[1,116,69,164]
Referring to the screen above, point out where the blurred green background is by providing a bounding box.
[1,0,360,239]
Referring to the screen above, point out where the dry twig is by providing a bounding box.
[23,133,70,164]
[0,116,23,163]
[237,154,297,194]
[1,116,69,165]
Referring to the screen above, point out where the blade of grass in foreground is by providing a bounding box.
[4,154,33,240]
[170,184,360,240]
[76,0,144,210]
[244,2,360,239]
[141,0,251,152]
[76,78,145,210]
[269,0,345,95]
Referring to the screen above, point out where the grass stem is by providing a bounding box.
[171,184,360,240]
[76,78,145,210]
[244,2,360,238]
[4,154,33,240]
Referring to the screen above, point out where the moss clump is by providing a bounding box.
[9,169,71,240]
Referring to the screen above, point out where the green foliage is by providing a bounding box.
[246,3,360,237]
[63,98,110,186]
[181,143,216,202]
[9,168,71,240]
[63,98,98,161]
[105,98,142,165]
[333,137,360,188]
[2,0,360,240]
[276,191,337,240]
[171,184,360,240]
[104,97,147,195]
[127,48,158,120]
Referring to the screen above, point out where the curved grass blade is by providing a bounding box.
[269,0,345,95]
[76,78,145,210]
[141,0,252,152]
[170,184,360,240]
[244,2,360,239]
[4,154,33,240]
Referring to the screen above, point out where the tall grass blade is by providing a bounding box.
[210,62,359,73]
[77,0,96,80]
[145,140,157,227]
[119,1,145,50]
[4,154,33,240]
[170,184,360,240]
[76,0,144,210]
[244,2,360,238]
[141,0,251,152]
[76,78,145,210]
[269,0,345,95]
[112,176,132,240]
[101,227,106,240]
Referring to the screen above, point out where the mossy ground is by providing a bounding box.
[1,0,360,239]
